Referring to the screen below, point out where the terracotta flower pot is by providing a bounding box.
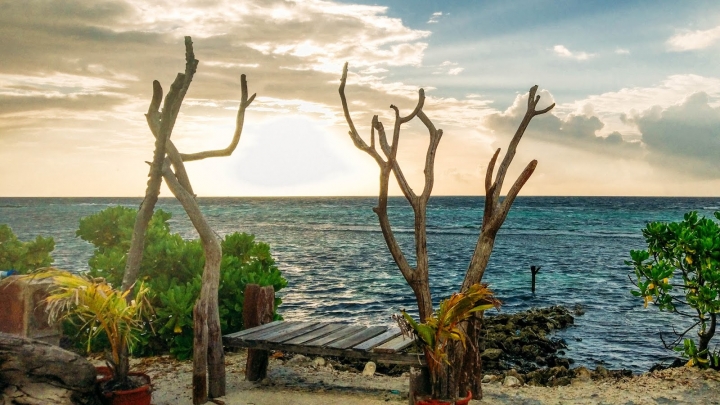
[415,390,472,405]
[96,366,152,405]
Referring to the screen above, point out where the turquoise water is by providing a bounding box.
[1,196,718,372]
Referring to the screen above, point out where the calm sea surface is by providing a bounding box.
[2,196,719,372]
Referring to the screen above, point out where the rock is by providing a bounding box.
[0,332,100,405]
[594,365,609,378]
[572,366,592,381]
[481,374,494,383]
[362,361,376,377]
[549,376,572,387]
[502,375,521,387]
[286,354,311,366]
[505,369,525,385]
[312,357,326,368]
[481,348,504,361]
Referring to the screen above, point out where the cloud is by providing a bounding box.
[552,45,593,61]
[433,60,463,76]
[484,90,639,156]
[624,92,720,177]
[667,25,720,52]
[427,11,443,24]
[554,74,720,138]
[0,0,446,196]
[615,48,630,55]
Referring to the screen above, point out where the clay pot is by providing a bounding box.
[96,367,152,405]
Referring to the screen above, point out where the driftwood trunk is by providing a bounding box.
[120,36,255,404]
[340,63,554,401]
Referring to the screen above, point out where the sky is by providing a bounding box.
[1,0,720,197]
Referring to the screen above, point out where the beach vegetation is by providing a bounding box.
[628,211,720,369]
[0,224,54,274]
[73,205,286,360]
[396,283,500,400]
[18,268,153,387]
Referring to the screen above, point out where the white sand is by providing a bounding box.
[113,350,720,405]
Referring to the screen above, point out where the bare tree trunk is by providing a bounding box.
[121,36,255,404]
[192,303,208,404]
[340,64,554,401]
[122,39,198,294]
[163,163,225,402]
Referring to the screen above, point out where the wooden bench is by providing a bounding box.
[223,320,425,366]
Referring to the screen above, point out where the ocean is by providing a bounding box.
[1,196,718,372]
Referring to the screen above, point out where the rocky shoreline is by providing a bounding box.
[478,305,634,386]
[321,305,637,387]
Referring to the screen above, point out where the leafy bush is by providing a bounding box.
[628,211,720,369]
[74,206,287,359]
[0,224,54,274]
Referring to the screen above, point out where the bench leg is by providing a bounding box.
[243,284,275,381]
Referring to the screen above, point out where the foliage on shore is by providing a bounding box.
[0,224,54,273]
[629,211,720,369]
[70,206,287,359]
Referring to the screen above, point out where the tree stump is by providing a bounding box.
[243,284,275,382]
[0,332,100,405]
[408,367,431,405]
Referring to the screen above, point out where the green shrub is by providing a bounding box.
[74,206,287,359]
[628,211,720,369]
[0,224,54,274]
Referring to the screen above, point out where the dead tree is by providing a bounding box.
[339,62,554,400]
[121,36,255,404]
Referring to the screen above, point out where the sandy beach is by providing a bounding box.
[115,350,720,405]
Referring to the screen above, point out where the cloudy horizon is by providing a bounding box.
[1,0,720,197]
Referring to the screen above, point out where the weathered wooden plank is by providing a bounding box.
[327,326,387,350]
[352,327,401,351]
[225,320,284,339]
[305,325,364,347]
[267,323,326,343]
[237,339,426,366]
[238,322,298,340]
[372,334,415,353]
[246,322,312,342]
[284,323,345,345]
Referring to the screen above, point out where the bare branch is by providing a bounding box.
[484,149,500,195]
[497,159,537,224]
[464,85,554,290]
[339,63,371,151]
[121,72,186,294]
[180,74,256,162]
[417,110,443,201]
[491,85,553,204]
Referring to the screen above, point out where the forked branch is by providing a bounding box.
[463,86,554,290]
[339,63,441,320]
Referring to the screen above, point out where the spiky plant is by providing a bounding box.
[20,268,153,385]
[397,283,500,398]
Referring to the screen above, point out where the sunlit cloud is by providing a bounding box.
[427,11,443,24]
[552,44,593,60]
[667,25,720,51]
[554,74,720,137]
[615,48,630,55]
[433,61,463,76]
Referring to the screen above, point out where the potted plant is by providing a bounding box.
[21,268,154,405]
[396,283,501,405]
